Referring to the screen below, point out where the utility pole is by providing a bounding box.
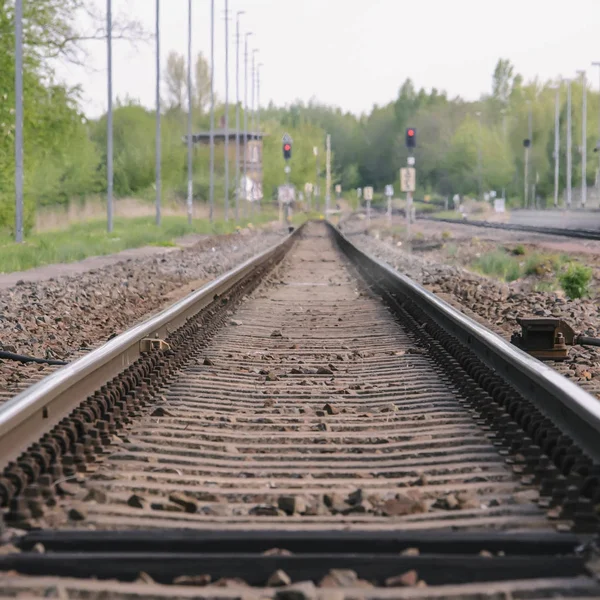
[256,63,263,213]
[524,101,532,208]
[567,79,572,208]
[593,62,600,204]
[475,111,483,201]
[234,11,244,222]
[243,32,252,218]
[107,0,114,232]
[577,70,587,207]
[325,134,331,214]
[223,0,229,222]
[250,48,258,216]
[553,84,560,208]
[209,0,215,223]
[155,0,161,225]
[186,0,193,225]
[14,0,23,242]
[314,146,320,212]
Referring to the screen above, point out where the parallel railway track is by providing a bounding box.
[1,221,600,598]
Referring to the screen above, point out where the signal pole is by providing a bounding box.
[15,0,23,242]
[567,79,572,208]
[593,62,600,203]
[155,0,161,226]
[325,134,331,215]
[186,0,193,225]
[224,0,229,222]
[553,84,560,208]
[234,11,244,222]
[577,70,587,207]
[314,146,320,212]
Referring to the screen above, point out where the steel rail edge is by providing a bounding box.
[0,225,303,471]
[329,222,600,464]
[419,215,600,241]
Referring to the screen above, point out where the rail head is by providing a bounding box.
[0,226,302,470]
[330,222,600,464]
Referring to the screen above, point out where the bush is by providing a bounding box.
[512,245,525,256]
[441,230,452,240]
[559,264,592,299]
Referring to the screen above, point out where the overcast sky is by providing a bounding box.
[56,0,600,118]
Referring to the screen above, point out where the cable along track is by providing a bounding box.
[1,221,600,596]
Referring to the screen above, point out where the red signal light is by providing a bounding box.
[284,144,291,151]
[407,129,414,137]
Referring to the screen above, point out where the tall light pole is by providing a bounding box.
[186,0,193,225]
[155,0,161,225]
[243,32,252,218]
[524,100,532,208]
[314,146,320,211]
[593,62,600,203]
[256,62,263,213]
[234,11,244,222]
[14,0,23,242]
[475,111,483,201]
[251,49,259,140]
[208,0,215,223]
[577,70,587,207]
[566,79,573,208]
[107,0,114,232]
[250,48,258,216]
[553,83,560,208]
[223,0,230,222]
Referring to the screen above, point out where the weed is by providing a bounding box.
[472,250,522,282]
[441,230,452,240]
[445,243,458,258]
[414,231,425,240]
[511,245,525,256]
[559,263,593,299]
[533,280,557,293]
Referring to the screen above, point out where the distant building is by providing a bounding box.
[183,124,265,203]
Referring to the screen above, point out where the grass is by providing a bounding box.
[472,250,522,282]
[431,211,463,220]
[0,209,293,273]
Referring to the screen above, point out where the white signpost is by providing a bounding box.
[304,182,313,211]
[400,168,416,192]
[385,185,394,226]
[400,166,416,242]
[364,186,373,225]
[278,184,295,226]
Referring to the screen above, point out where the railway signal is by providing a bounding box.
[282,133,292,160]
[406,128,416,148]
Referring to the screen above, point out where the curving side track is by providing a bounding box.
[1,222,600,598]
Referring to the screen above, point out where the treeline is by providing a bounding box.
[266,59,600,205]
[1,0,598,234]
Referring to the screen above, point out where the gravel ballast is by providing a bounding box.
[341,219,600,398]
[0,229,286,398]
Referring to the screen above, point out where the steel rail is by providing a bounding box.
[420,215,600,241]
[329,222,600,464]
[0,227,302,471]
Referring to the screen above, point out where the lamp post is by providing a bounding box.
[576,70,587,207]
[234,11,244,222]
[243,32,253,217]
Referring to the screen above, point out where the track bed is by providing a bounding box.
[1,223,599,597]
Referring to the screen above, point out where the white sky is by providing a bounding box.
[56,0,600,118]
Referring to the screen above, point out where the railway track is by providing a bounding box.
[1,221,600,598]
[421,214,600,241]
